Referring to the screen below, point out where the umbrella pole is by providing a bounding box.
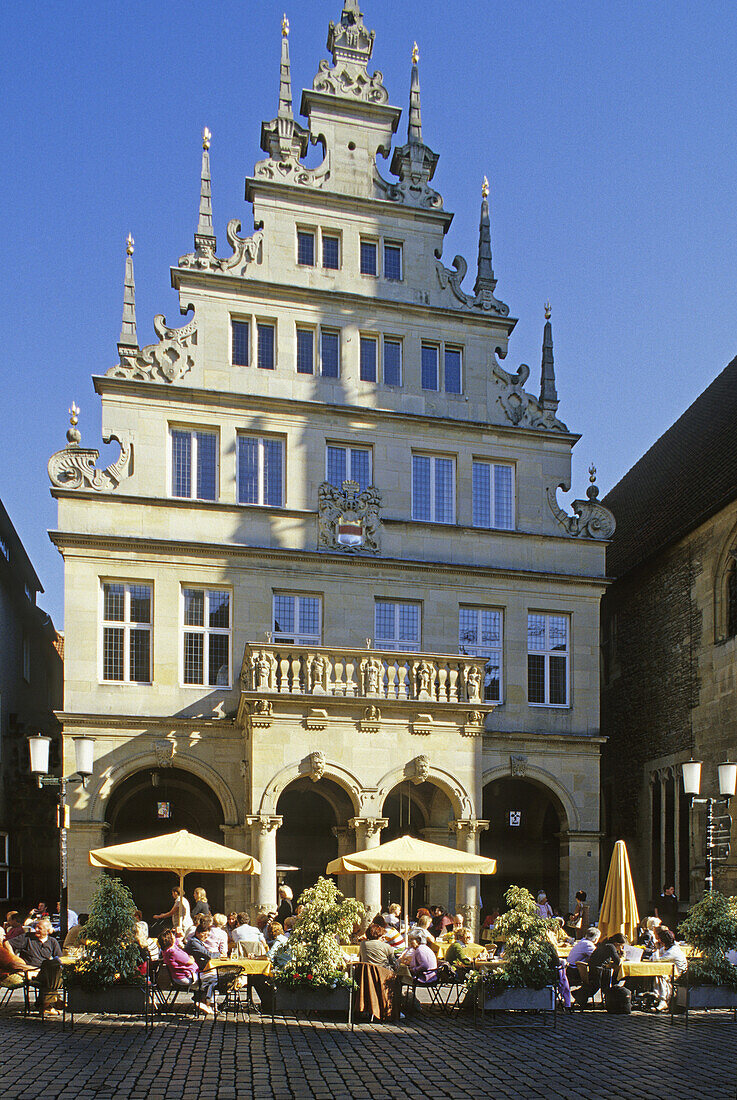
[404,876,409,950]
[178,871,184,935]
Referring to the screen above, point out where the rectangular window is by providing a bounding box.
[360,239,378,276]
[297,230,315,267]
[170,429,218,501]
[412,454,455,524]
[322,235,340,270]
[383,338,402,387]
[257,322,275,370]
[182,588,230,687]
[326,444,371,491]
[459,607,503,702]
[360,335,378,382]
[421,344,439,390]
[22,634,30,682]
[444,346,462,394]
[384,242,402,281]
[375,600,421,652]
[273,594,322,644]
[320,329,340,378]
[472,461,514,530]
[527,613,569,706]
[296,327,314,375]
[237,436,284,507]
[231,320,250,367]
[102,582,152,683]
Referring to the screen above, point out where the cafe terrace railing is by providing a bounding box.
[239,643,488,705]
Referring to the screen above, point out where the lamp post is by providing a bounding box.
[682,759,737,893]
[28,733,95,941]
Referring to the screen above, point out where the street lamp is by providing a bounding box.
[28,733,95,941]
[681,758,737,893]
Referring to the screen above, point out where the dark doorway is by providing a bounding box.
[276,780,348,900]
[380,782,435,913]
[104,767,225,921]
[481,777,563,912]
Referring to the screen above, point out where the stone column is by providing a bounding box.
[449,819,489,939]
[246,815,282,913]
[221,824,250,913]
[562,830,601,919]
[68,821,110,910]
[422,827,455,912]
[349,817,388,918]
[331,825,354,901]
[660,772,667,895]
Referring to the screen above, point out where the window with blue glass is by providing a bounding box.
[297,230,315,267]
[320,329,340,377]
[421,344,439,390]
[360,336,378,382]
[444,346,462,393]
[257,323,275,370]
[360,239,378,276]
[384,242,402,281]
[231,320,249,366]
[383,338,402,386]
[472,461,514,530]
[296,328,314,374]
[326,444,371,491]
[322,235,340,270]
[170,429,218,501]
[237,435,284,507]
[412,453,454,523]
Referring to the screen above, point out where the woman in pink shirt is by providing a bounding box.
[161,929,198,985]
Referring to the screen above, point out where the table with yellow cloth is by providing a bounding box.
[203,957,272,976]
[617,960,675,981]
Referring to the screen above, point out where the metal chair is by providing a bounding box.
[214,965,250,1021]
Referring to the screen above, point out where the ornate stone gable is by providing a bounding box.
[178,220,263,275]
[490,353,568,432]
[314,0,388,104]
[434,254,510,316]
[317,480,382,554]
[548,467,616,540]
[48,404,132,492]
[107,313,198,384]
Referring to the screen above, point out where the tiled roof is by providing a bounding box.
[603,354,737,578]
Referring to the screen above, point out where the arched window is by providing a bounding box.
[728,557,737,639]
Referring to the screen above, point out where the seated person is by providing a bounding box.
[444,927,477,971]
[359,923,398,970]
[267,922,293,968]
[205,914,229,958]
[547,916,573,949]
[63,912,89,950]
[368,913,404,951]
[0,925,33,988]
[4,911,25,942]
[573,933,626,1006]
[231,912,268,952]
[400,932,438,985]
[161,929,214,1016]
[409,914,437,947]
[11,918,63,1015]
[183,926,220,1015]
[638,916,662,955]
[441,913,465,943]
[382,903,402,930]
[566,926,600,985]
[652,926,687,1011]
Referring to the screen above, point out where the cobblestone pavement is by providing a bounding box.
[1,999,736,1100]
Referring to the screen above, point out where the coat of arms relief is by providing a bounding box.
[317,480,382,554]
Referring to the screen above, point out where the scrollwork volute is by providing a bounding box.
[490,352,569,432]
[179,221,264,276]
[547,480,616,541]
[48,431,133,493]
[107,313,197,384]
[434,253,509,316]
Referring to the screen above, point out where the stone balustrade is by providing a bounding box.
[240,644,488,705]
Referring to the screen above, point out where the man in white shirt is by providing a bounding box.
[566,927,601,986]
[231,912,268,953]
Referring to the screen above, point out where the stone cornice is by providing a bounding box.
[55,711,238,732]
[91,376,580,447]
[47,530,611,589]
[484,731,607,749]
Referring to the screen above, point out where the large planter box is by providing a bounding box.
[675,985,737,1011]
[66,984,149,1019]
[479,984,556,1025]
[264,984,350,1018]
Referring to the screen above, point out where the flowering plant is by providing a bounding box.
[476,885,558,996]
[271,876,365,990]
[64,874,144,990]
[677,891,737,989]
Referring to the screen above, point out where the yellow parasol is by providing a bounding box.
[598,839,640,942]
[326,833,496,946]
[89,829,261,932]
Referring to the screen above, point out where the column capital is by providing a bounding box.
[348,816,388,837]
[449,818,489,836]
[245,814,283,836]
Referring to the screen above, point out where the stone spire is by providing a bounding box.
[539,300,559,411]
[279,14,293,118]
[474,177,497,295]
[261,14,309,163]
[195,127,216,253]
[408,42,422,143]
[118,233,138,350]
[327,1,375,68]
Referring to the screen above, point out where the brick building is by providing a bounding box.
[601,353,737,909]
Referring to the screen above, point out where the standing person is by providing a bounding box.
[276,886,293,926]
[656,886,679,930]
[191,888,211,921]
[536,892,553,919]
[154,887,193,933]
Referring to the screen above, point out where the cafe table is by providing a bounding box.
[617,959,675,981]
[203,956,272,975]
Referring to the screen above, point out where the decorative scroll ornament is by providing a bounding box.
[312,1,388,103]
[154,740,175,768]
[412,754,430,785]
[253,151,331,189]
[434,253,509,316]
[107,313,198,384]
[510,754,528,777]
[48,403,133,492]
[548,466,616,540]
[375,165,442,210]
[491,352,568,432]
[308,750,326,782]
[318,480,382,554]
[461,711,486,737]
[179,220,264,275]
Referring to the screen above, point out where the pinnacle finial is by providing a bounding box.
[278,13,293,119]
[482,176,489,200]
[282,12,289,36]
[412,41,419,64]
[195,127,216,248]
[587,464,599,500]
[407,41,423,144]
[544,299,551,320]
[66,402,81,445]
[202,126,211,150]
[118,234,138,349]
[474,178,495,295]
[539,304,558,411]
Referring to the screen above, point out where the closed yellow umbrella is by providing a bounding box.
[327,833,496,946]
[598,839,640,942]
[89,829,261,932]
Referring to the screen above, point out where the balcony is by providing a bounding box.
[239,643,488,706]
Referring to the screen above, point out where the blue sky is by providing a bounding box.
[3,0,737,626]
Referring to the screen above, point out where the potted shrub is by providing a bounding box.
[470,885,558,1020]
[64,874,148,1018]
[264,877,364,1017]
[674,891,737,1017]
